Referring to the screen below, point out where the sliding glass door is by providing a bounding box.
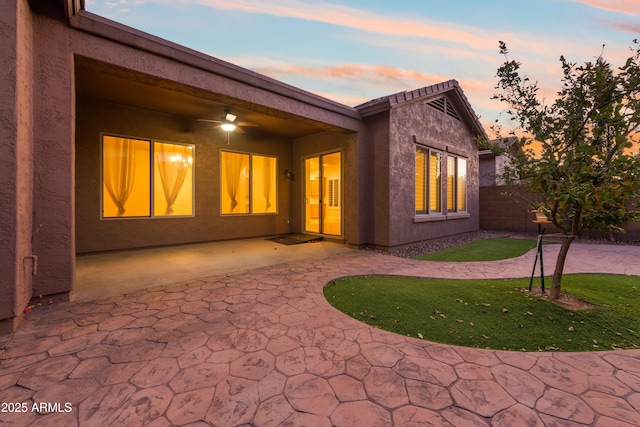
[304,152,341,236]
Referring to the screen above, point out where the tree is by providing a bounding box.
[492,40,640,300]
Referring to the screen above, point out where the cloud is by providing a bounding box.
[228,54,506,119]
[177,0,495,51]
[568,0,640,36]
[231,55,454,91]
[597,17,640,34]
[565,0,640,14]
[311,91,371,107]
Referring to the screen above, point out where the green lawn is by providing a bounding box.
[413,237,549,261]
[324,274,640,351]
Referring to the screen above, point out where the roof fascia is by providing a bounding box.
[447,85,488,141]
[357,98,392,117]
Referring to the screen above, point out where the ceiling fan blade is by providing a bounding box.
[196,118,222,124]
[237,121,258,127]
[235,127,245,134]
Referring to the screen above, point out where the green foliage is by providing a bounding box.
[413,237,549,262]
[493,40,640,234]
[492,40,640,297]
[324,274,640,352]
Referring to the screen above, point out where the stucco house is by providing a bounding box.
[1,0,486,332]
[480,150,510,186]
[479,137,519,186]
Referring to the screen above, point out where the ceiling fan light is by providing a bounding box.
[221,123,236,132]
[225,112,237,122]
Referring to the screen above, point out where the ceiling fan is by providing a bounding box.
[197,108,257,134]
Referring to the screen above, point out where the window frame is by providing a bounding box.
[446,154,467,213]
[101,134,195,220]
[220,149,278,216]
[415,145,443,215]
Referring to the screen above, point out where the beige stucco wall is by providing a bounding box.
[385,96,480,249]
[75,96,294,252]
[0,0,35,330]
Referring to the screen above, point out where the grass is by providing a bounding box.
[413,237,551,262]
[323,274,640,351]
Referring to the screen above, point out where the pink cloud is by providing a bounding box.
[236,57,504,120]
[566,0,640,14]
[597,17,640,34]
[190,0,493,50]
[248,61,451,90]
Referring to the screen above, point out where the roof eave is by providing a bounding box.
[66,10,361,123]
[356,98,392,117]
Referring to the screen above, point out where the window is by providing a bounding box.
[415,147,441,214]
[221,150,277,214]
[102,135,193,218]
[103,136,150,217]
[153,142,194,216]
[328,179,340,207]
[447,155,467,212]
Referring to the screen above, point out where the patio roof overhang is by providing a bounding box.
[75,57,358,140]
[68,7,362,139]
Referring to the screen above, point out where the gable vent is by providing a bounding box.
[426,97,460,121]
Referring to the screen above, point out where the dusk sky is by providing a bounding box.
[86,0,639,134]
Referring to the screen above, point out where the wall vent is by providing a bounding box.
[426,97,460,121]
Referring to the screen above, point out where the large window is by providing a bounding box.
[153,142,194,216]
[447,155,467,212]
[102,135,193,218]
[221,150,277,215]
[415,147,442,214]
[416,146,467,216]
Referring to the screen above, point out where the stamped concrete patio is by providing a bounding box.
[1,240,640,426]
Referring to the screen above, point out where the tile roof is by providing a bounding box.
[356,79,487,139]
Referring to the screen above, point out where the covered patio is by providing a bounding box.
[74,238,353,301]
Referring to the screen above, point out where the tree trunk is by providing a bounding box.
[549,207,581,300]
[549,236,575,300]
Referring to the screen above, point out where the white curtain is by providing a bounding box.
[104,137,136,216]
[224,152,244,212]
[156,143,192,215]
[263,156,273,209]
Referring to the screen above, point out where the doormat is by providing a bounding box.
[266,233,323,245]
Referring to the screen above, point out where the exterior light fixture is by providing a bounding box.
[284,169,294,180]
[220,109,237,132]
[197,108,255,137]
[221,122,236,132]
